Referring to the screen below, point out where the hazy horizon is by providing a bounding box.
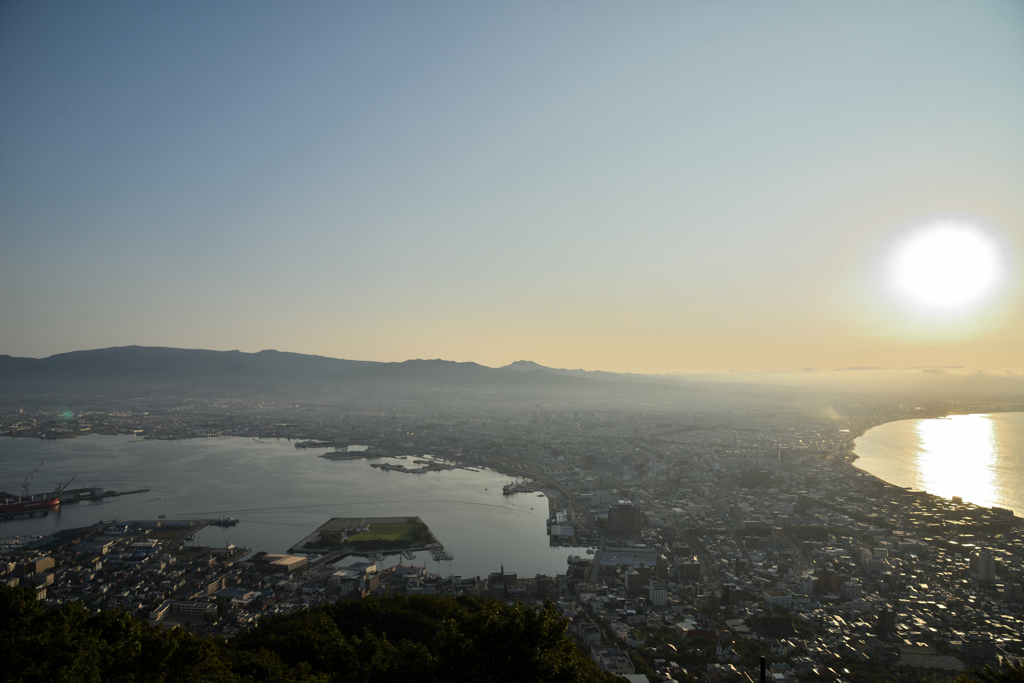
[6,343,1024,399]
[2,2,1022,375]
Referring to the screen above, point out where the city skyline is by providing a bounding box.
[2,2,1022,374]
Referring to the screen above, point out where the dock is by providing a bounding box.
[59,488,150,504]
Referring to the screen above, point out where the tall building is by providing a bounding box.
[624,570,642,595]
[681,559,702,580]
[876,604,897,640]
[768,527,788,549]
[656,554,669,580]
[816,569,842,595]
[649,580,668,607]
[971,552,996,581]
[608,503,642,533]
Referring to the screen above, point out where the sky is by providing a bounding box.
[2,1,1023,374]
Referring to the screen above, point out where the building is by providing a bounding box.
[624,570,642,596]
[841,580,863,602]
[816,569,842,595]
[579,622,602,646]
[608,504,642,533]
[962,633,997,661]
[876,604,898,639]
[649,579,668,607]
[600,547,658,569]
[258,554,308,573]
[763,591,792,608]
[149,600,217,625]
[971,552,996,581]
[15,556,55,576]
[591,646,635,675]
[680,559,702,581]
[768,527,788,549]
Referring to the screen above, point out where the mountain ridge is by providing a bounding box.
[0,345,700,402]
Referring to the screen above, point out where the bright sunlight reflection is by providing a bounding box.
[913,414,998,507]
[886,221,1003,314]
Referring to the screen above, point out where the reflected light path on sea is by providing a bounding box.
[911,414,999,507]
[854,412,1024,515]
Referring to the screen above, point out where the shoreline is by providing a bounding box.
[848,408,1024,516]
[845,404,1024,460]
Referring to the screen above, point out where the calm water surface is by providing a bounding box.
[854,412,1024,515]
[0,435,577,578]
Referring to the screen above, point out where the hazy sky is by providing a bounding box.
[2,1,1022,373]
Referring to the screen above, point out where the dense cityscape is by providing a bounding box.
[4,393,1023,682]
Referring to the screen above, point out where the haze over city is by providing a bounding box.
[5,5,1024,681]
[2,1,1022,374]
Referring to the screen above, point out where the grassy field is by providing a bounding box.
[305,517,438,551]
[348,522,420,544]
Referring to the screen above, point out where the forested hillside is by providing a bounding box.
[0,587,620,682]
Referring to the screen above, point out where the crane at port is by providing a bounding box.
[21,462,43,498]
[56,474,77,493]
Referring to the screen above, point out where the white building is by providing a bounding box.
[763,591,792,608]
[841,580,862,601]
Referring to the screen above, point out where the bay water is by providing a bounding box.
[0,435,577,578]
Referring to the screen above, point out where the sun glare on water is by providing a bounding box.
[885,221,1003,315]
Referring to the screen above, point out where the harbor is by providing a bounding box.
[0,435,574,579]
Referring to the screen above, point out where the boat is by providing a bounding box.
[0,497,59,516]
[209,517,239,527]
[0,463,63,516]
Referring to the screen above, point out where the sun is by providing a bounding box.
[885,221,1003,314]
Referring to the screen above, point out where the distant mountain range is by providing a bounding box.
[0,346,702,403]
[2,346,1021,406]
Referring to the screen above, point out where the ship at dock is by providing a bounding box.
[0,496,60,517]
[0,462,66,518]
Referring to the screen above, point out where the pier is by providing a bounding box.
[59,487,150,504]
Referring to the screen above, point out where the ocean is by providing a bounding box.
[0,434,580,578]
[853,411,1024,515]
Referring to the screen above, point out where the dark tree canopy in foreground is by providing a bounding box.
[0,587,620,683]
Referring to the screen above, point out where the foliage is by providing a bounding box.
[0,586,618,683]
[953,663,1024,682]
